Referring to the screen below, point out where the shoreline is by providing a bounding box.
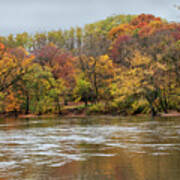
[1,111,180,119]
[160,113,180,117]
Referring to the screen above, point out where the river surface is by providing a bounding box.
[0,116,180,180]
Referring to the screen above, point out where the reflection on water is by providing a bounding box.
[0,116,180,179]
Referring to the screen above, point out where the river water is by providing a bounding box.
[0,116,180,180]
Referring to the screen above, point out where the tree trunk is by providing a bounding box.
[64,99,68,106]
[56,98,62,115]
[145,94,157,117]
[25,95,29,115]
[94,73,98,103]
[14,109,18,117]
[85,100,88,107]
[151,106,157,117]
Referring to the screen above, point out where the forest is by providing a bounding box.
[0,14,180,116]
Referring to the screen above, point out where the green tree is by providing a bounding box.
[74,76,93,107]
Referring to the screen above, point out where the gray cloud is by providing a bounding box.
[0,0,179,36]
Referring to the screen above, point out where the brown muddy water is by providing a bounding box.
[0,116,180,180]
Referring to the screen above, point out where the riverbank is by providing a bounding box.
[160,111,180,117]
[1,110,180,119]
[0,102,180,119]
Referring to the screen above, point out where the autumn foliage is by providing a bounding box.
[0,13,180,116]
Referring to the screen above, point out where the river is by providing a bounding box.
[0,116,180,180]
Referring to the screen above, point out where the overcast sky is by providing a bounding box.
[0,0,179,36]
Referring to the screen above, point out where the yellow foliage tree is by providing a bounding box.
[111,51,172,116]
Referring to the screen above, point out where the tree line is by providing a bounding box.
[0,14,180,116]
